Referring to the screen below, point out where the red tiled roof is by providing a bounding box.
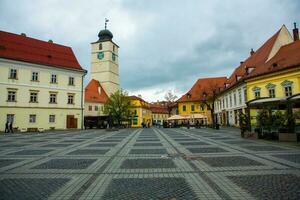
[0,30,84,71]
[85,79,109,103]
[150,104,168,114]
[246,40,300,78]
[226,29,281,87]
[178,77,227,102]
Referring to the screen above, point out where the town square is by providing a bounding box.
[0,0,300,199]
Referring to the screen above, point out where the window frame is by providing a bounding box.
[7,90,17,102]
[31,72,39,82]
[29,91,38,103]
[9,69,17,79]
[50,74,57,84]
[182,105,186,112]
[68,77,75,86]
[49,93,57,104]
[29,114,36,123]
[49,115,55,123]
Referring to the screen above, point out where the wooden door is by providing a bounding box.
[66,115,77,129]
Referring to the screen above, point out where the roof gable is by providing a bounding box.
[178,77,227,102]
[85,79,109,103]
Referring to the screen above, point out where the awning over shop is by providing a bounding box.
[167,115,185,120]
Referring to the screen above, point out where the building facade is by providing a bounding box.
[214,25,293,127]
[150,104,169,125]
[177,77,227,125]
[0,31,86,132]
[129,96,152,128]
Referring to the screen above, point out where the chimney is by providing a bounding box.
[293,22,299,41]
[250,48,255,56]
[20,33,26,37]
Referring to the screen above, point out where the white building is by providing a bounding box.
[0,31,86,132]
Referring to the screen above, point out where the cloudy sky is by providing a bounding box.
[1,0,299,101]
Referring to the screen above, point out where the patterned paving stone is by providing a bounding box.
[98,139,122,142]
[273,154,300,164]
[0,159,23,168]
[179,141,209,146]
[202,156,264,167]
[241,145,287,151]
[228,174,300,200]
[102,177,198,200]
[187,147,228,153]
[33,159,97,169]
[8,149,52,155]
[120,158,176,169]
[67,149,109,155]
[136,139,160,142]
[134,143,163,147]
[87,143,117,147]
[0,144,27,147]
[0,178,70,200]
[174,138,197,141]
[41,143,73,148]
[61,140,84,143]
[222,140,254,145]
[129,149,167,155]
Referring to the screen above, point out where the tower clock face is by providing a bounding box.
[97,52,104,60]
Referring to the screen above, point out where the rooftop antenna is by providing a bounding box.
[105,18,109,29]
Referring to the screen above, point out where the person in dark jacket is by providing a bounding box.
[5,122,9,133]
[9,122,13,133]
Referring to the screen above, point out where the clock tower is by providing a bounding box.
[90,23,120,96]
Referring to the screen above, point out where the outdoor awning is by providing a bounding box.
[189,114,207,119]
[248,97,286,105]
[167,115,185,120]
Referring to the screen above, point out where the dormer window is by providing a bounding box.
[187,93,191,99]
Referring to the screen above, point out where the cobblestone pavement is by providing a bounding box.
[0,128,300,199]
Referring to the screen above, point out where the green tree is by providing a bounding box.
[104,90,132,127]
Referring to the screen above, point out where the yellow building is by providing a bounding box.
[245,38,300,130]
[0,31,86,132]
[129,96,152,128]
[177,77,227,125]
[150,104,169,125]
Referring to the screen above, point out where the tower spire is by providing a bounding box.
[105,18,109,30]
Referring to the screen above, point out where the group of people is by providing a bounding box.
[5,121,13,133]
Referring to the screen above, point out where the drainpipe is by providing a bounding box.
[81,71,87,130]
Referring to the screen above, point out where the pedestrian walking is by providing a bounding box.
[9,122,13,133]
[5,122,9,133]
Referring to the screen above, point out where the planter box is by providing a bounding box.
[279,133,297,142]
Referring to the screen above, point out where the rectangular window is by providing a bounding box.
[113,45,115,52]
[67,94,74,104]
[49,115,55,123]
[229,95,232,107]
[238,89,242,104]
[49,93,57,103]
[95,105,98,111]
[30,92,38,103]
[51,74,57,83]
[31,72,39,81]
[88,105,92,111]
[68,77,74,85]
[284,86,292,97]
[29,114,36,123]
[191,105,195,111]
[9,69,17,79]
[6,114,14,123]
[99,43,102,50]
[7,90,16,102]
[254,91,260,99]
[269,88,275,98]
[233,93,237,106]
[182,105,186,111]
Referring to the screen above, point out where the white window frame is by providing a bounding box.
[29,91,38,103]
[9,69,17,79]
[29,114,36,123]
[51,74,57,83]
[31,72,39,81]
[49,115,55,123]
